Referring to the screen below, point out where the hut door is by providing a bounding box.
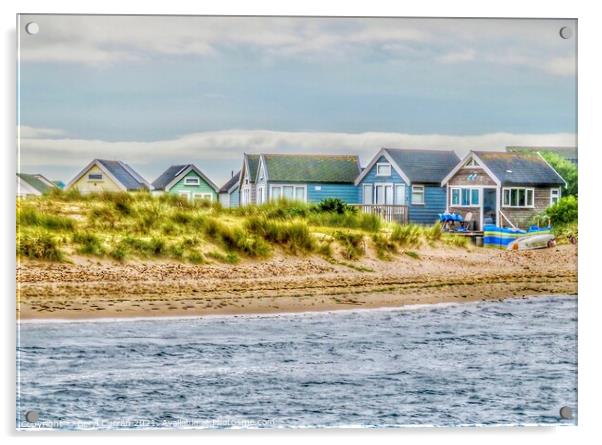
[483,188,497,228]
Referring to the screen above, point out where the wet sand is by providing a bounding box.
[17,244,578,320]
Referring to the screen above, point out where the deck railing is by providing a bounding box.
[352,204,409,224]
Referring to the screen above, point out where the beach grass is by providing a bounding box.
[16,192,470,263]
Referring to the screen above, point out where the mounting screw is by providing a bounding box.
[559,406,573,419]
[25,410,39,423]
[559,27,573,39]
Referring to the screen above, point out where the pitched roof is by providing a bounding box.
[383,148,460,183]
[151,164,219,192]
[17,173,55,194]
[219,171,241,193]
[96,159,150,191]
[261,154,361,183]
[151,165,188,190]
[474,151,566,186]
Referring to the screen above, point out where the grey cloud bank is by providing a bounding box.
[19,127,576,185]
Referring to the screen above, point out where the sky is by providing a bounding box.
[17,15,577,186]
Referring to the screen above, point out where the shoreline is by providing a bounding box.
[18,294,576,324]
[17,244,578,321]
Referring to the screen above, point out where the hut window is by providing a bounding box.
[376,163,392,176]
[184,177,200,186]
[88,173,103,181]
[411,185,425,205]
[550,188,561,205]
[451,187,479,207]
[503,187,534,208]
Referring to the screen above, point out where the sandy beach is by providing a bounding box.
[16,244,578,320]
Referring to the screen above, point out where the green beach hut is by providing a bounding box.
[151,164,219,202]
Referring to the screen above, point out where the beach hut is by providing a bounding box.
[17,173,57,198]
[218,171,241,208]
[239,153,260,206]
[152,164,219,202]
[355,148,460,224]
[66,159,151,193]
[254,153,361,204]
[440,150,566,230]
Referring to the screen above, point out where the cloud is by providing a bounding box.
[18,125,65,138]
[437,49,476,64]
[18,126,576,184]
[18,15,576,76]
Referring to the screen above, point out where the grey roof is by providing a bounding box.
[219,171,241,193]
[96,159,150,191]
[152,164,219,192]
[384,148,460,183]
[152,165,189,190]
[17,173,55,193]
[475,151,566,186]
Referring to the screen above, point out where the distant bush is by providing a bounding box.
[315,198,354,214]
[425,222,443,242]
[545,196,578,226]
[17,231,64,261]
[539,151,578,196]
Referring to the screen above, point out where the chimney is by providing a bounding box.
[231,170,234,178]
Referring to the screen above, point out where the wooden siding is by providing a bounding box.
[501,187,553,228]
[307,183,360,204]
[169,170,216,200]
[357,155,409,203]
[71,164,123,193]
[230,187,240,208]
[448,167,497,186]
[409,185,447,225]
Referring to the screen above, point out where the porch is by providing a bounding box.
[352,204,409,224]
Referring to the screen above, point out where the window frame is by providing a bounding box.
[450,186,480,207]
[184,176,201,186]
[375,162,392,177]
[269,184,307,203]
[411,185,425,205]
[193,192,213,202]
[502,187,535,208]
[550,188,561,206]
[88,173,103,181]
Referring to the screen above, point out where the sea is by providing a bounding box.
[16,295,577,429]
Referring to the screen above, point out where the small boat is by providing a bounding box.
[507,233,556,251]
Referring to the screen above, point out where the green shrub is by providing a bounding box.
[72,231,105,256]
[120,236,167,257]
[404,250,420,260]
[171,210,193,225]
[545,196,578,226]
[17,231,64,261]
[391,224,422,246]
[372,233,397,260]
[315,198,353,214]
[334,231,364,260]
[17,207,76,231]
